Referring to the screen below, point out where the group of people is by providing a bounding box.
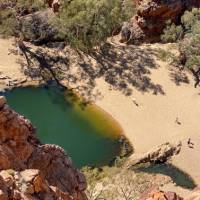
[187,138,194,149]
[175,117,195,149]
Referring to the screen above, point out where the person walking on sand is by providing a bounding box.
[132,97,139,107]
[175,117,181,125]
[187,138,194,149]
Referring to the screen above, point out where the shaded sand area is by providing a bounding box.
[1,37,200,189]
[0,38,25,81]
[0,38,40,90]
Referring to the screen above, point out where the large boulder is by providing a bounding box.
[20,10,58,43]
[126,142,182,167]
[139,187,183,200]
[0,96,87,200]
[121,0,200,44]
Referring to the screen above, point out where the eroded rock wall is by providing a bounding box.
[0,96,87,200]
[121,0,200,44]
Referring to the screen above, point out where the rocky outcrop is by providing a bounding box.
[0,96,87,200]
[139,187,183,200]
[139,187,200,200]
[126,142,182,168]
[121,0,200,44]
[0,169,79,200]
[20,10,57,43]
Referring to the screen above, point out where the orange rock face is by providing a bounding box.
[0,96,87,200]
[139,187,200,200]
[139,187,183,200]
[121,0,200,44]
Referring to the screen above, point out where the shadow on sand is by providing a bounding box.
[134,163,197,189]
[14,41,165,101]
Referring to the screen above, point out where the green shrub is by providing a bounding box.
[0,0,135,50]
[180,34,200,71]
[178,8,200,87]
[161,21,183,43]
[0,0,45,37]
[181,8,200,33]
[82,166,119,185]
[53,0,135,51]
[180,9,200,70]
[0,9,17,36]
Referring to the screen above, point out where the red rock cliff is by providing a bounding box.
[0,96,87,200]
[121,0,200,43]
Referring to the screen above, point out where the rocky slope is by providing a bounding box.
[121,0,200,43]
[139,187,200,200]
[0,96,86,200]
[139,187,184,200]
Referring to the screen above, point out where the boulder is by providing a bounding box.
[126,142,182,167]
[139,187,183,200]
[20,10,58,43]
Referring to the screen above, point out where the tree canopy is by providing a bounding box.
[0,0,135,51]
[54,0,134,51]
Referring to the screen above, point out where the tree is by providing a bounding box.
[0,0,45,36]
[161,21,183,43]
[53,0,135,51]
[179,8,200,87]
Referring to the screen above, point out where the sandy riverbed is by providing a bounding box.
[1,37,200,189]
[94,42,200,186]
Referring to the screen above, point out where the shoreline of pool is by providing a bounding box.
[3,84,134,167]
